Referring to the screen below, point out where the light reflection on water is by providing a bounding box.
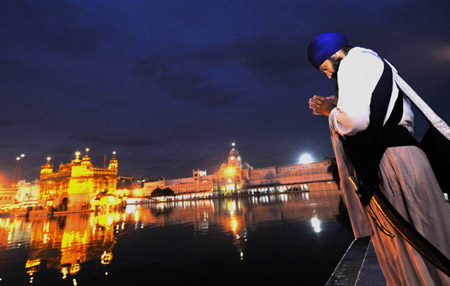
[0,190,353,285]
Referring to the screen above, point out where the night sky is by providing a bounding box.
[1,1,449,183]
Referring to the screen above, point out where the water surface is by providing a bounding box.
[0,190,353,285]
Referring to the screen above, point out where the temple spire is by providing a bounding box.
[40,156,53,176]
[74,151,81,162]
[109,151,118,170]
[82,147,92,167]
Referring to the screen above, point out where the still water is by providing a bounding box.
[0,190,354,286]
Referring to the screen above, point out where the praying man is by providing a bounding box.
[306,32,450,286]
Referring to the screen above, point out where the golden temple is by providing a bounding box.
[39,149,121,213]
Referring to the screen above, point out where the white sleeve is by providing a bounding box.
[331,52,384,136]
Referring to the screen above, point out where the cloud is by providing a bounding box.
[132,54,239,106]
[1,1,114,57]
[130,34,309,107]
[0,142,41,149]
[230,37,307,76]
[70,132,167,147]
[0,117,17,129]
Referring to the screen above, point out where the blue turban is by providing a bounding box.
[307,32,348,69]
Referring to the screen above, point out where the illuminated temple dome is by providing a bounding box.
[229,148,239,157]
[227,143,242,167]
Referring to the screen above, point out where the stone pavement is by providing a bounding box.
[355,240,386,286]
[325,236,386,286]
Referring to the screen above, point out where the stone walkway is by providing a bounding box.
[325,236,386,286]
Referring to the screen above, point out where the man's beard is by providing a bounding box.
[329,57,342,79]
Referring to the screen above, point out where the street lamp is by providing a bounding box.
[13,157,20,185]
[17,154,25,184]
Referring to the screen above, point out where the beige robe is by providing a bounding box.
[330,130,372,238]
[372,146,450,286]
[331,131,450,285]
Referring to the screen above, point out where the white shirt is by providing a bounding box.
[329,47,414,136]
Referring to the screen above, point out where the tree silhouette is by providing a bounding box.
[151,187,175,197]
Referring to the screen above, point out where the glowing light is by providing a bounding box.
[69,264,80,275]
[61,267,68,279]
[134,210,139,222]
[25,259,40,269]
[299,154,313,164]
[311,217,321,233]
[230,217,238,233]
[226,167,235,176]
[101,251,113,265]
[44,222,50,232]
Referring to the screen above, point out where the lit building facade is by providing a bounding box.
[214,146,243,195]
[144,171,215,199]
[15,180,40,204]
[0,187,17,211]
[144,144,338,197]
[39,149,119,212]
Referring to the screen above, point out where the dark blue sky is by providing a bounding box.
[1,0,449,183]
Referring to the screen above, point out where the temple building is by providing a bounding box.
[144,144,338,198]
[0,187,17,211]
[39,149,120,212]
[213,144,252,195]
[15,180,40,204]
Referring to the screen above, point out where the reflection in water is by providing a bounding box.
[0,190,351,285]
[311,217,321,233]
[0,210,122,285]
[27,212,118,281]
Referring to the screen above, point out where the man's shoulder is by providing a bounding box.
[342,47,384,68]
[348,47,382,61]
[339,47,385,79]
